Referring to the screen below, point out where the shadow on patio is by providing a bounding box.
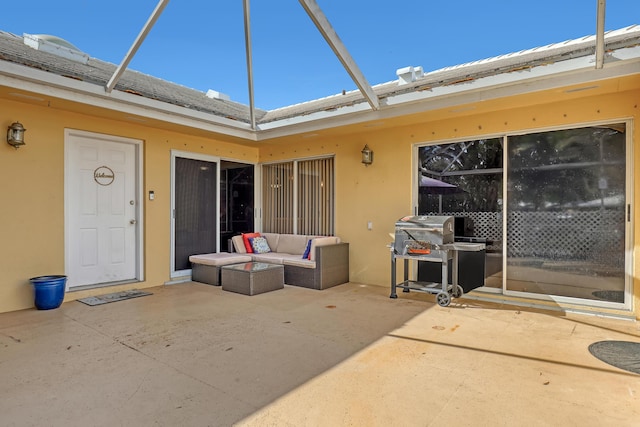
[1,282,638,426]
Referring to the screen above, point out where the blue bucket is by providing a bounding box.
[29,275,67,310]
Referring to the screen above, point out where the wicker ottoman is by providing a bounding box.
[189,253,252,286]
[221,262,284,295]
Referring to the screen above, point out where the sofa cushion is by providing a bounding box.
[189,253,252,266]
[309,237,339,261]
[276,234,309,255]
[231,235,246,254]
[283,258,316,269]
[249,253,285,264]
[261,233,280,251]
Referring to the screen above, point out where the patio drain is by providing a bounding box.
[588,341,640,375]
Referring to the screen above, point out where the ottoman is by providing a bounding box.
[221,262,284,295]
[189,253,252,286]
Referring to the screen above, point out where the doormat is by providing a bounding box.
[77,289,153,306]
[588,340,640,375]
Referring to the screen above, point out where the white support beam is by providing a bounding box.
[596,0,606,69]
[106,0,170,93]
[298,0,379,110]
[243,0,257,130]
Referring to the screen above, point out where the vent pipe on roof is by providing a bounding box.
[206,90,231,101]
[396,66,424,85]
[23,33,89,64]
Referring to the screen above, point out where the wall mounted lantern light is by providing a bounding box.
[361,144,373,166]
[7,121,26,148]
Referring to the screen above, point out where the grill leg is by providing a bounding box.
[390,251,397,298]
[402,258,410,292]
[441,250,448,292]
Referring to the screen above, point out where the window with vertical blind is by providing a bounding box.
[262,162,294,233]
[262,157,335,235]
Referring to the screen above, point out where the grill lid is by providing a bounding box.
[395,215,454,230]
[394,215,454,254]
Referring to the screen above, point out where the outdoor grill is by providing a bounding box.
[393,215,454,257]
[390,215,485,307]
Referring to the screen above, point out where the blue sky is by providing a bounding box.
[1,1,638,110]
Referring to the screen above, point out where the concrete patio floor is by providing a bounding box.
[1,282,639,426]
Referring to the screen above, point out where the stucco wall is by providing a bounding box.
[0,98,257,312]
[259,88,639,318]
[0,85,638,318]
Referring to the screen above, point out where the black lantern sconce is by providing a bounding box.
[361,144,373,166]
[7,121,26,148]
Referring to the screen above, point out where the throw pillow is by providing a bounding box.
[250,236,271,254]
[242,232,261,253]
[302,239,313,259]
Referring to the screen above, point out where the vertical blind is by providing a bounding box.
[262,162,294,233]
[262,157,334,235]
[298,157,334,235]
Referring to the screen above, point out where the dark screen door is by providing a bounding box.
[175,157,217,271]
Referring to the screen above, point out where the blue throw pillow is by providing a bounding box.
[250,236,271,254]
[302,239,313,259]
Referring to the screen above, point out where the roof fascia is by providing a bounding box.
[0,61,257,141]
[254,46,640,140]
[298,0,379,110]
[2,41,638,144]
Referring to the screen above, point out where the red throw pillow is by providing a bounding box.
[242,232,261,253]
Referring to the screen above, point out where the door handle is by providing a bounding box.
[130,219,137,225]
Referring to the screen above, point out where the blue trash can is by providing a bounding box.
[29,275,67,310]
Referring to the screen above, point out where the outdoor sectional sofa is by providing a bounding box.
[229,233,349,290]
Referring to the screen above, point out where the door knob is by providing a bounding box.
[130,219,137,225]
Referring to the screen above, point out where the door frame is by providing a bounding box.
[170,150,221,279]
[64,129,144,288]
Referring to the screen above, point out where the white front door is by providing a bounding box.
[65,130,141,288]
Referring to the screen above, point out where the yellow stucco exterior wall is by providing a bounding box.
[259,86,640,318]
[1,79,638,318]
[0,97,258,312]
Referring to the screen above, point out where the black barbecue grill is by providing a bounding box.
[390,215,485,306]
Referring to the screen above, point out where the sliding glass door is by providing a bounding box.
[172,152,219,277]
[415,122,631,308]
[506,125,628,304]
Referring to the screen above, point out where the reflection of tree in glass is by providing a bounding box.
[508,126,625,211]
[418,138,503,213]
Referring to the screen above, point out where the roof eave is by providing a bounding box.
[255,45,640,141]
[0,60,258,141]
